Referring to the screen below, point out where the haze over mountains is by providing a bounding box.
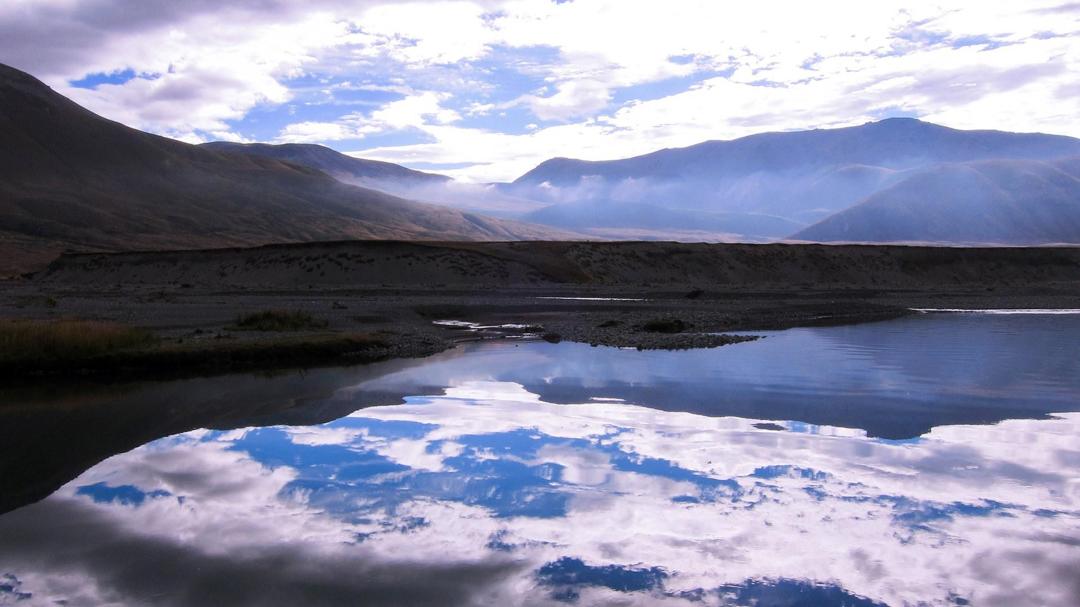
[203,141,549,219]
[794,157,1080,244]
[0,63,571,275]
[501,118,1080,244]
[204,120,1080,247]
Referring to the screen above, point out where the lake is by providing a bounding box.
[1,313,1078,606]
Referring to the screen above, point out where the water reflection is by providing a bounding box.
[359,313,1080,439]
[0,314,1078,606]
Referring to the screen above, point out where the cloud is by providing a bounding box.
[516,79,613,121]
[1,1,1077,179]
[3,370,1079,605]
[277,91,460,142]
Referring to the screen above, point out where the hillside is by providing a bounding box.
[0,63,569,275]
[792,158,1080,245]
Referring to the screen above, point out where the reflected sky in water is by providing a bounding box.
[1,314,1079,606]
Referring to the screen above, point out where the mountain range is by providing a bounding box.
[2,58,1080,276]
[503,118,1080,243]
[0,63,570,275]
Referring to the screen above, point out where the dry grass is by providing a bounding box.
[0,319,156,363]
[233,309,328,331]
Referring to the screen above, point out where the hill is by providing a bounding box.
[792,158,1080,244]
[0,63,569,275]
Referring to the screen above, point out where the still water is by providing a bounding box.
[1,314,1078,606]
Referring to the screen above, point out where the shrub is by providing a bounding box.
[0,319,156,362]
[233,310,328,331]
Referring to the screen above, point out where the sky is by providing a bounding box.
[2,1,1079,182]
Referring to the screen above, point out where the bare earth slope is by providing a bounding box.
[0,63,571,276]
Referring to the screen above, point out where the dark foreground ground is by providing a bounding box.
[2,240,1079,380]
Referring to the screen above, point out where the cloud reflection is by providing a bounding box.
[1,377,1078,606]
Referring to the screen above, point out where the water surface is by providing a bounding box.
[1,314,1078,606]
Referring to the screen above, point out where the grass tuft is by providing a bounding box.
[233,309,328,331]
[0,319,156,363]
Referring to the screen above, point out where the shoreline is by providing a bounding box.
[1,286,1068,384]
[4,239,1079,382]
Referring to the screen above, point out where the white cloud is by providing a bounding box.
[6,377,1077,606]
[1,0,1077,179]
[277,90,460,142]
[346,1,1080,181]
[516,79,613,122]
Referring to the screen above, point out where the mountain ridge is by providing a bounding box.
[505,118,1080,243]
[201,141,450,188]
[515,118,1080,185]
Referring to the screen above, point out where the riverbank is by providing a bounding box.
[3,240,1078,380]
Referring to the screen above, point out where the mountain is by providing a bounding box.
[791,158,1080,245]
[201,142,450,189]
[506,119,1080,239]
[516,118,1080,185]
[0,63,570,275]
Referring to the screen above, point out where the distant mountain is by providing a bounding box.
[0,63,570,275]
[201,141,449,189]
[204,141,551,219]
[507,119,1080,242]
[791,158,1080,245]
[516,119,1080,185]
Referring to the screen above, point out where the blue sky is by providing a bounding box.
[2,1,1078,181]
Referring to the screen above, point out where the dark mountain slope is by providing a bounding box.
[0,63,568,275]
[201,141,449,187]
[792,158,1080,244]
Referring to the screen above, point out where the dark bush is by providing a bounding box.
[641,318,687,333]
[234,310,328,331]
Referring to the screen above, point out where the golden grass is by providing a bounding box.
[0,319,156,363]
